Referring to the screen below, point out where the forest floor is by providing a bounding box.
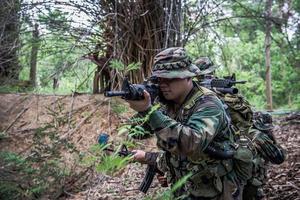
[0,93,299,200]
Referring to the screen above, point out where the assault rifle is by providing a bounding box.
[105,74,245,100]
[199,73,246,94]
[98,133,164,193]
[104,77,159,103]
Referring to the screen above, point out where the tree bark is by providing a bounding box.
[0,0,21,84]
[29,24,39,87]
[98,0,181,88]
[265,0,273,111]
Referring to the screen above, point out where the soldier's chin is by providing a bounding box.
[162,93,173,100]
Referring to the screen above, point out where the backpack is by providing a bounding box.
[214,91,254,138]
[214,91,255,183]
[187,85,254,183]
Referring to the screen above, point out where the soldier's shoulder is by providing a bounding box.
[190,87,225,109]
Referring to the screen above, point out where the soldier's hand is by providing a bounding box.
[157,174,168,187]
[127,90,151,112]
[132,150,146,163]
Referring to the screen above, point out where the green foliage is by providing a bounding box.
[109,59,125,70]
[146,173,192,200]
[111,100,128,114]
[95,154,131,175]
[170,173,192,193]
[17,8,96,95]
[80,143,133,176]
[188,28,300,109]
[119,124,149,138]
[0,151,42,199]
[109,59,142,76]
[125,62,142,74]
[0,132,8,140]
[118,104,160,138]
[0,182,22,200]
[0,120,83,199]
[80,144,108,167]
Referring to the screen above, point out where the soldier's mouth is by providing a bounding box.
[161,91,171,93]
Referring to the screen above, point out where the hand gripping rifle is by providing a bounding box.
[199,73,246,94]
[104,77,159,103]
[98,133,165,193]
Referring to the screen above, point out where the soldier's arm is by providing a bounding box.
[252,131,285,164]
[143,95,229,160]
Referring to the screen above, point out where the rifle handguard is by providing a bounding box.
[104,77,159,102]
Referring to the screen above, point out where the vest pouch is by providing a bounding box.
[187,166,223,198]
[233,137,254,183]
[250,156,267,186]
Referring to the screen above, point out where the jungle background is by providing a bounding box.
[0,0,299,199]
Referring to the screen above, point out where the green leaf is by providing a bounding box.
[109,59,125,70]
[95,154,131,175]
[117,125,131,135]
[125,62,141,73]
[0,132,8,140]
[171,173,192,193]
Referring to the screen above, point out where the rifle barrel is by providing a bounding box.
[216,87,239,94]
[234,80,247,84]
[104,91,128,97]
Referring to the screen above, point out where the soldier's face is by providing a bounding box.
[158,77,192,103]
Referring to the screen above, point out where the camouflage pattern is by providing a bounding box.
[194,57,219,75]
[216,92,254,136]
[144,85,240,199]
[243,111,285,200]
[249,112,285,165]
[152,47,201,79]
[253,111,273,131]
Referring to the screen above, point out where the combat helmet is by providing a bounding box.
[194,57,219,75]
[253,111,274,131]
[152,47,200,79]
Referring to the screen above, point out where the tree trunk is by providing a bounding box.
[53,77,59,89]
[29,24,39,87]
[265,0,273,111]
[98,0,181,88]
[0,0,21,84]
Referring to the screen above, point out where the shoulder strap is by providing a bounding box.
[184,86,216,110]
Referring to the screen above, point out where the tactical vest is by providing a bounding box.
[158,85,255,198]
[158,86,235,198]
[193,87,254,183]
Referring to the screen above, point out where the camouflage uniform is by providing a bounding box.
[141,48,240,199]
[193,56,254,186]
[193,57,286,199]
[194,57,219,76]
[243,111,285,200]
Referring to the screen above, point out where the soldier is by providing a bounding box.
[193,58,285,199]
[128,47,243,199]
[194,57,219,78]
[243,111,285,200]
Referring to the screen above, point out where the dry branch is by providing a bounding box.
[4,107,29,133]
[60,101,106,140]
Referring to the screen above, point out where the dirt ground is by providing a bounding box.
[0,94,299,200]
